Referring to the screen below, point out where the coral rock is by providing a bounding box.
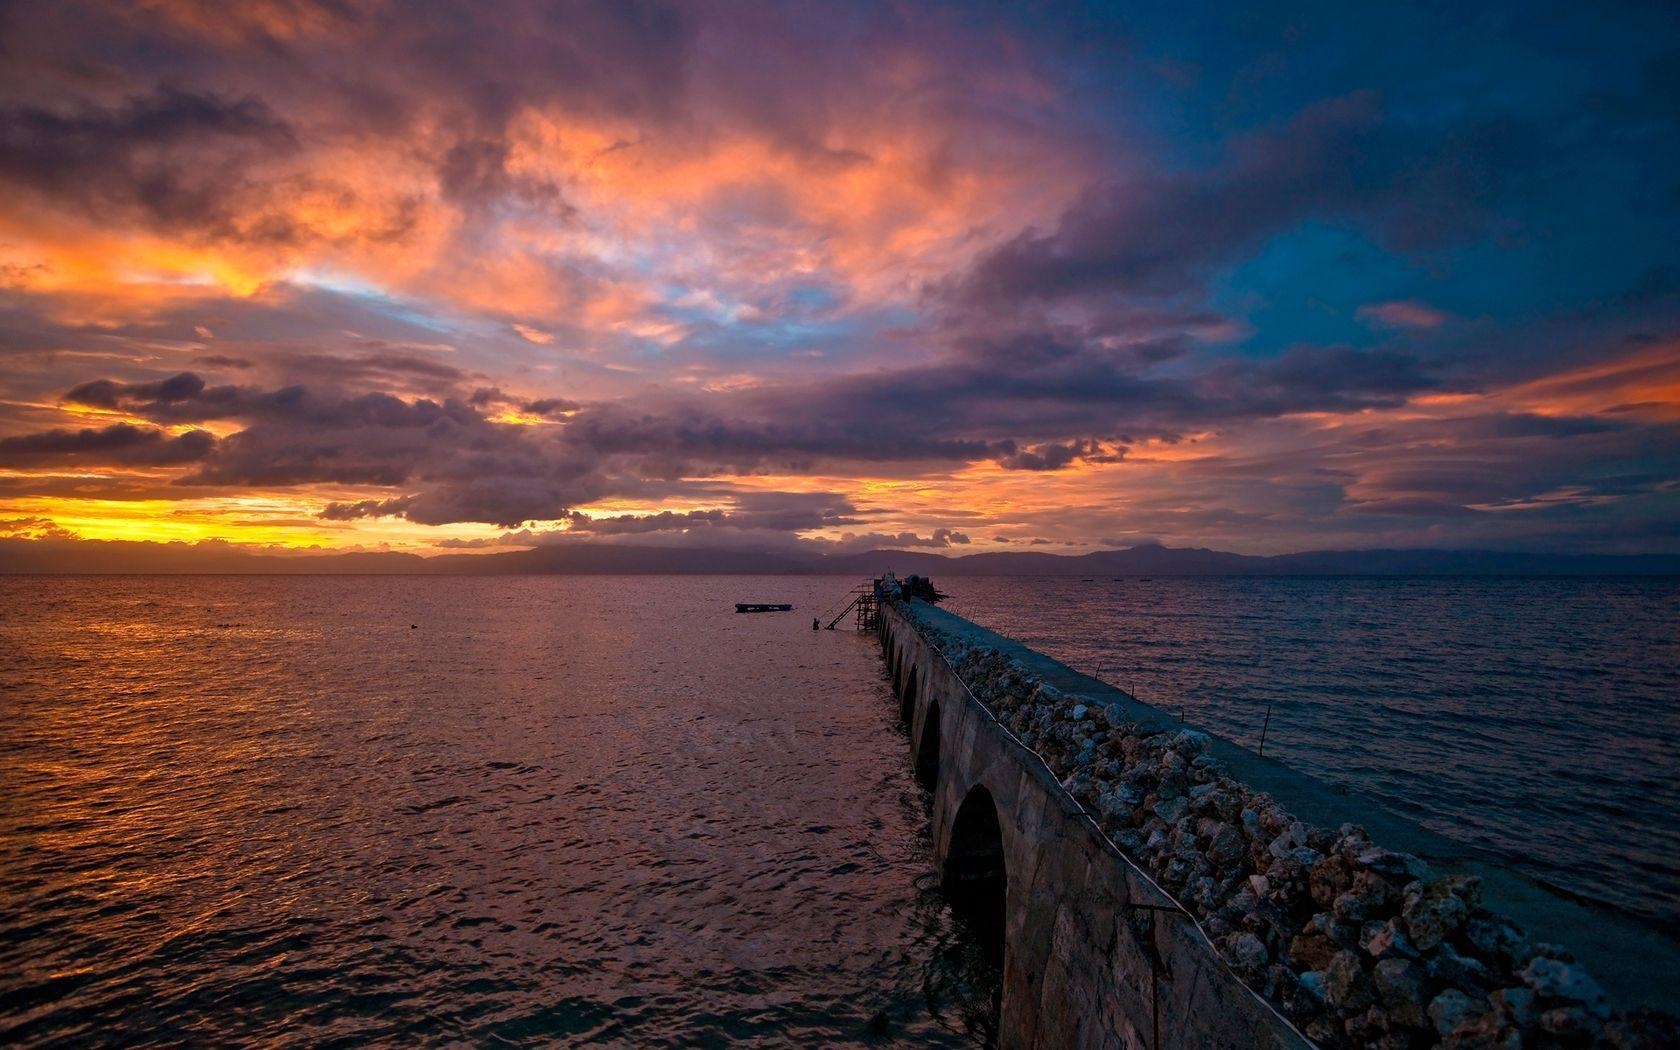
[1374,958,1429,1029]
[1429,989,1487,1037]
[1227,932,1270,972]
[1402,878,1471,951]
[1325,949,1376,1013]
[1520,956,1609,1016]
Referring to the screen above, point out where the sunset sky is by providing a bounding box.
[2,0,1677,559]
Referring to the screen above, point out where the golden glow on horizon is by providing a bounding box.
[4,334,1671,557]
[0,492,510,552]
[1,497,333,545]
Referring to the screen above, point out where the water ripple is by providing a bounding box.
[945,575,1680,934]
[0,576,984,1047]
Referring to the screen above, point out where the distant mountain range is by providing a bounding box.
[3,538,1677,575]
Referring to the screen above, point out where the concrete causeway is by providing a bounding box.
[880,596,1680,1048]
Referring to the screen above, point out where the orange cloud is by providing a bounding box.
[1498,343,1680,421]
[512,323,554,345]
[131,0,374,45]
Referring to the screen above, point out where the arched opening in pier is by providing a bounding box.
[915,700,940,788]
[941,784,1007,1037]
[900,665,917,724]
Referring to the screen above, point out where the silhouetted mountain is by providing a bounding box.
[425,544,813,575]
[822,546,1264,576]
[831,545,1680,576]
[0,540,431,574]
[3,537,1677,575]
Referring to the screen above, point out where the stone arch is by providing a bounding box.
[915,698,941,788]
[900,663,918,723]
[945,784,1009,1003]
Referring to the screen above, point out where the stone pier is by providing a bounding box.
[878,595,1679,1050]
[882,598,1307,1049]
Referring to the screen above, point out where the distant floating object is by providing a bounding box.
[736,603,793,613]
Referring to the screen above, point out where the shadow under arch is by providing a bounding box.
[944,783,1008,1030]
[914,698,940,788]
[900,663,918,723]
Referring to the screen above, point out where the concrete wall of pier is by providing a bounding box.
[880,600,1306,1050]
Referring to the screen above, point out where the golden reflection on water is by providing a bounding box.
[0,575,988,1046]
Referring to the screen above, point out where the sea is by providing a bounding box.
[942,575,1680,935]
[1,573,1676,1045]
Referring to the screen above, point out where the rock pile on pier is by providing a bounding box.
[897,602,1677,1049]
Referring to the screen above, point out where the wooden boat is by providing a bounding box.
[735,603,794,613]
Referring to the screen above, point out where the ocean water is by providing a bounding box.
[5,574,1677,1046]
[939,575,1680,935]
[0,576,995,1047]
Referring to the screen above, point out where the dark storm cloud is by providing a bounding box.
[957,91,1533,309]
[1218,346,1437,414]
[118,0,694,214]
[561,491,870,537]
[437,138,570,216]
[463,388,581,417]
[66,372,212,411]
[302,349,469,384]
[468,329,1443,490]
[823,528,972,552]
[3,0,694,135]
[0,423,214,467]
[65,372,480,428]
[0,85,296,232]
[522,398,581,417]
[400,475,610,528]
[994,439,1116,472]
[559,402,998,473]
[232,347,480,397]
[184,394,533,481]
[698,334,1440,465]
[203,411,610,527]
[360,0,692,130]
[318,494,417,521]
[726,491,864,531]
[57,370,606,527]
[0,312,1527,537]
[196,354,256,369]
[566,508,724,534]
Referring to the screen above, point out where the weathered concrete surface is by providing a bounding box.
[883,600,1308,1050]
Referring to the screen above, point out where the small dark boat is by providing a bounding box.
[735,603,794,613]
